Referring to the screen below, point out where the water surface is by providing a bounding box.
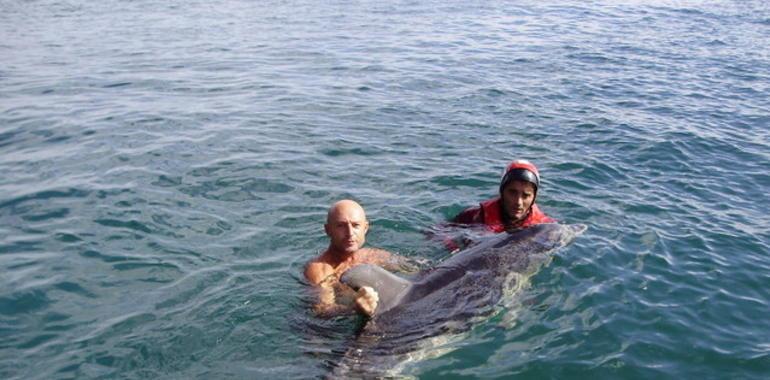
[1,0,769,379]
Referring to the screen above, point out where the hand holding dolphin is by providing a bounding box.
[354,286,379,317]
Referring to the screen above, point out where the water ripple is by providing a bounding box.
[2,0,770,379]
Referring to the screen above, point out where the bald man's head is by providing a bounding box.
[327,199,366,223]
[325,199,369,255]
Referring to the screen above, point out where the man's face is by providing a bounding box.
[325,208,369,255]
[501,180,536,224]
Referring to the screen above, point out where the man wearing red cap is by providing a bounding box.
[451,159,555,233]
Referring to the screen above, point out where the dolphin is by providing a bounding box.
[334,223,587,377]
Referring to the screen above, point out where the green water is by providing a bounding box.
[1,0,768,378]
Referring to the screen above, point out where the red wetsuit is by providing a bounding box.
[452,197,555,233]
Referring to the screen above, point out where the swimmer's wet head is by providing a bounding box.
[499,159,541,225]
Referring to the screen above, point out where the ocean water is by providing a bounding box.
[1,0,769,378]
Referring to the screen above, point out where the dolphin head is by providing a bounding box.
[488,223,587,275]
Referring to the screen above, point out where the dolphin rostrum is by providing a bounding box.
[335,223,587,377]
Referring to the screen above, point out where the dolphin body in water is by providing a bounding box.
[333,223,587,377]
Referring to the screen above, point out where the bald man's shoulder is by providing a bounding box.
[304,258,334,285]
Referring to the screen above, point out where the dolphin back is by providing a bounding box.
[331,223,589,377]
[340,264,413,315]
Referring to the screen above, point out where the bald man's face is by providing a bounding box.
[325,203,369,255]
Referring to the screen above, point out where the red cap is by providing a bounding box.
[500,159,540,193]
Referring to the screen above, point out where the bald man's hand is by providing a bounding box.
[354,286,379,317]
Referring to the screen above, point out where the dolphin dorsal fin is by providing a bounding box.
[340,264,412,315]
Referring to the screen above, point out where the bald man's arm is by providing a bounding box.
[304,261,333,286]
[305,262,355,317]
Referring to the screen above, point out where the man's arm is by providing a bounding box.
[305,262,354,317]
[313,281,354,317]
[451,205,482,224]
[304,261,332,286]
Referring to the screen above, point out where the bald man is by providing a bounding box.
[305,200,409,317]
